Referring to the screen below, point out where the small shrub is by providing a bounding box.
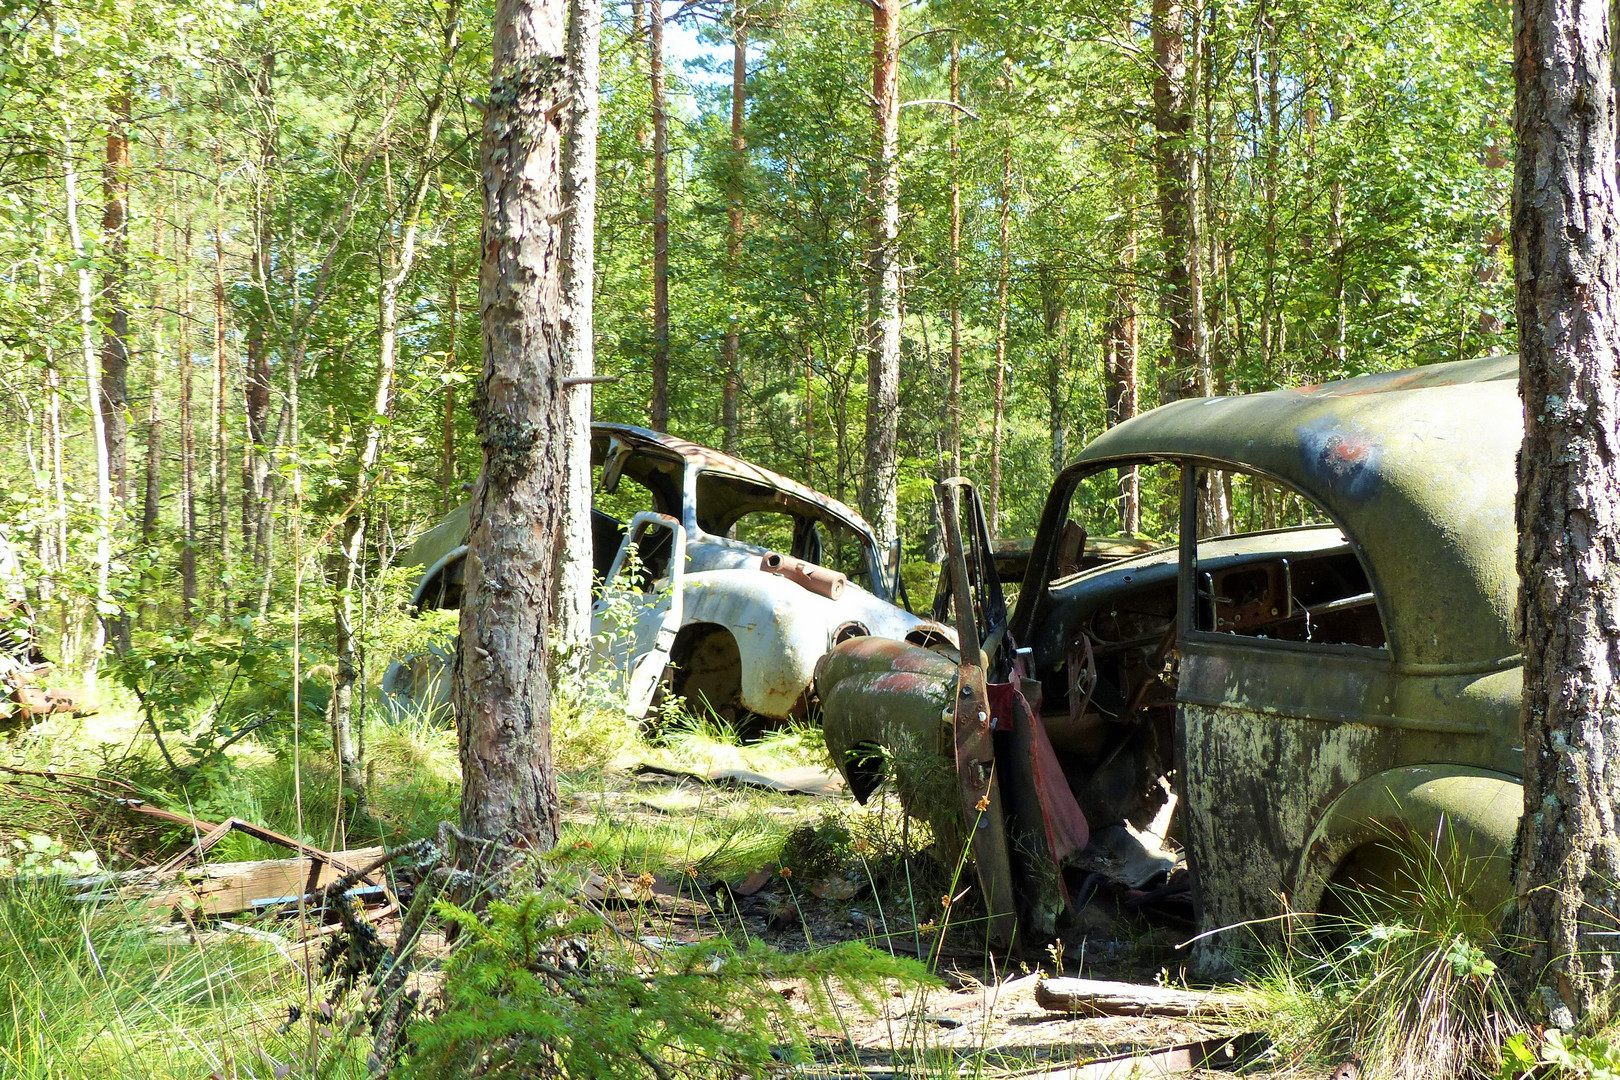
[401,883,935,1079]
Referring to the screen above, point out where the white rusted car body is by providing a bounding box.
[385,424,954,722]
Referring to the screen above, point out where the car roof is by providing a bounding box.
[1075,354,1520,669]
[595,424,876,542]
[402,424,879,572]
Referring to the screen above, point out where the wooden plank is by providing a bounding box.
[1033,977,1247,1018]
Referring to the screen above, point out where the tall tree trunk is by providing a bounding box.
[988,137,1011,536]
[1103,226,1141,534]
[100,85,133,652]
[331,6,461,825]
[244,53,276,586]
[62,117,113,679]
[212,146,232,610]
[1044,286,1069,477]
[1151,0,1204,405]
[142,150,167,553]
[100,85,132,515]
[648,0,670,430]
[457,0,569,857]
[860,0,901,554]
[1508,0,1620,1029]
[555,0,601,668]
[947,40,963,479]
[442,238,461,515]
[180,221,198,617]
[721,13,746,453]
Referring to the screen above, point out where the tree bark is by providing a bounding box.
[648,0,670,431]
[244,52,276,585]
[1151,0,1204,405]
[212,144,232,612]
[947,40,962,479]
[456,0,570,856]
[988,132,1011,536]
[860,0,901,553]
[100,85,132,515]
[180,221,198,618]
[442,238,461,515]
[721,13,746,454]
[1508,0,1620,1029]
[554,0,601,668]
[62,116,113,678]
[100,85,133,652]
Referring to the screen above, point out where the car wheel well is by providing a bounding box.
[669,623,743,719]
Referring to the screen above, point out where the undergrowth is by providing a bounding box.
[1253,831,1521,1079]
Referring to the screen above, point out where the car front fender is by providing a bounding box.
[680,570,927,717]
[1292,764,1520,918]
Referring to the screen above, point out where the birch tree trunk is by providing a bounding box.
[244,53,276,582]
[554,0,601,668]
[62,118,113,679]
[456,0,570,856]
[648,0,670,431]
[860,0,901,554]
[1508,0,1620,1029]
[721,12,746,454]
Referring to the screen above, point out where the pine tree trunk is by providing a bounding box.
[947,42,963,479]
[988,135,1011,536]
[648,0,670,431]
[212,148,233,611]
[456,0,569,856]
[443,240,461,514]
[860,0,902,554]
[555,0,601,668]
[245,54,276,585]
[1151,0,1204,405]
[180,221,198,618]
[1508,0,1620,1029]
[100,86,133,652]
[721,15,746,454]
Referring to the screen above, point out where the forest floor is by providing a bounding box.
[0,700,1326,1078]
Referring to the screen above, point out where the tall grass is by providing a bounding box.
[0,873,369,1078]
[1252,831,1522,1078]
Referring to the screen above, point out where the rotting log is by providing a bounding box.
[1033,977,1247,1018]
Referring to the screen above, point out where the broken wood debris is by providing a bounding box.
[1033,977,1248,1018]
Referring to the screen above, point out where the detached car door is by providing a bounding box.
[591,511,687,718]
[1172,463,1398,939]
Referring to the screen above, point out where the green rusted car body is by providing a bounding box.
[815,354,1524,956]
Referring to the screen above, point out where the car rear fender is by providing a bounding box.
[1293,764,1520,918]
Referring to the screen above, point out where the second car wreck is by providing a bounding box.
[386,424,954,725]
[816,356,1525,958]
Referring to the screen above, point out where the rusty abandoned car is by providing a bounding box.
[815,355,1524,956]
[386,423,955,723]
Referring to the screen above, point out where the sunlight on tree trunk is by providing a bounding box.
[1508,0,1620,1030]
[555,0,601,669]
[649,0,670,432]
[861,0,901,554]
[456,0,570,857]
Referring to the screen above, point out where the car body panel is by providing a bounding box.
[816,355,1527,957]
[388,423,954,723]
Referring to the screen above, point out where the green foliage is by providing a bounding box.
[402,886,935,1079]
[1255,831,1521,1079]
[1501,1030,1620,1080]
